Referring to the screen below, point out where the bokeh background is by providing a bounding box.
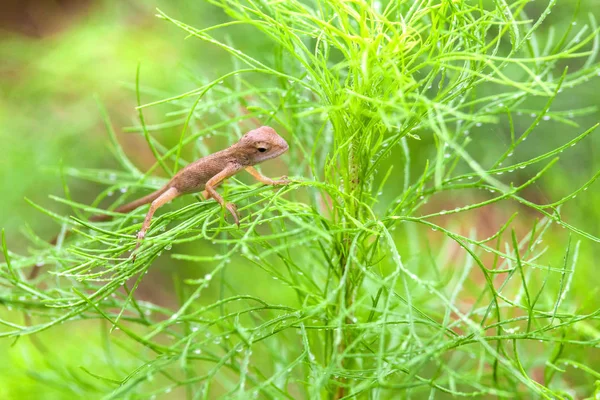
[1,0,599,398]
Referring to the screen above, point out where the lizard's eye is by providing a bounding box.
[258,147,267,153]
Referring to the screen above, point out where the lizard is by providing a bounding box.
[29,125,290,279]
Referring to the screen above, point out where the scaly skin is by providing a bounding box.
[30,125,290,275]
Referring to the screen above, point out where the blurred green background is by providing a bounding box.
[1,0,599,398]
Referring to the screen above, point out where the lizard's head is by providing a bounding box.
[239,126,289,163]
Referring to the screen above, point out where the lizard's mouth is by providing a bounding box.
[275,137,289,156]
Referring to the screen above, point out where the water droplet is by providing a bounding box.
[120,187,128,193]
[205,274,212,280]
[194,349,201,354]
[543,115,550,121]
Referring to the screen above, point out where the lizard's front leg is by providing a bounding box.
[245,166,290,186]
[204,163,243,226]
[133,187,180,260]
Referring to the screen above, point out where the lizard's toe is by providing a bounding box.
[225,203,240,226]
[274,176,291,185]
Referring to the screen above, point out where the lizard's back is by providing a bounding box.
[169,149,236,194]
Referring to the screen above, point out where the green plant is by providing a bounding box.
[2,0,600,398]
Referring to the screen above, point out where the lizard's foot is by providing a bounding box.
[272,175,291,185]
[225,202,240,227]
[132,231,145,261]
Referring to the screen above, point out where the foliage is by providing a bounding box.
[2,0,600,398]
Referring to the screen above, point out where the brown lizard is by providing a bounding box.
[29,125,290,278]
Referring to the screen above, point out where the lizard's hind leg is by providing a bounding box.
[133,187,180,259]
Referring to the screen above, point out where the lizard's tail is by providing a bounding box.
[89,186,168,221]
[29,186,168,280]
